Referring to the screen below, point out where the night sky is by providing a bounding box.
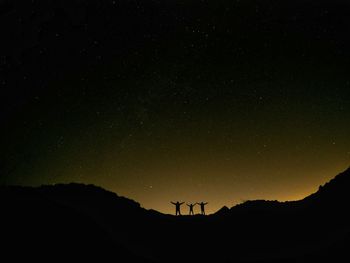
[1,0,350,214]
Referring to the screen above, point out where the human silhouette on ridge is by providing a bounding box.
[171,201,184,216]
[186,203,196,215]
[197,202,208,215]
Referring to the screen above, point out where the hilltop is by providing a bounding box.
[1,167,350,262]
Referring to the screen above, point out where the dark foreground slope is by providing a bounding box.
[219,167,350,262]
[1,167,350,262]
[0,184,154,261]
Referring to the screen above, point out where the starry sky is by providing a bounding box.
[1,0,350,214]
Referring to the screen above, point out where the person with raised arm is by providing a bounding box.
[171,201,184,216]
[186,203,196,215]
[197,202,208,215]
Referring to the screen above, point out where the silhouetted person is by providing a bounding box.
[197,202,208,215]
[186,203,196,215]
[171,201,184,216]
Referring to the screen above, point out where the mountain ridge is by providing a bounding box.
[2,166,350,216]
[1,167,350,262]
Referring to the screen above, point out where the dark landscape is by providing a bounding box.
[2,167,350,262]
[1,1,350,261]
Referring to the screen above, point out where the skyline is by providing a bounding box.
[1,0,350,215]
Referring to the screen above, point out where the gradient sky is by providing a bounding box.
[1,0,350,214]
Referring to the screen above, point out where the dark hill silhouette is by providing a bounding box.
[222,167,350,214]
[2,0,350,261]
[302,166,350,206]
[0,184,153,262]
[212,167,350,262]
[1,167,350,262]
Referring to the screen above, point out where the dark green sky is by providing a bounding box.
[1,0,350,213]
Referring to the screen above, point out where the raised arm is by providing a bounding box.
[171,201,176,205]
[180,202,185,205]
[204,202,208,205]
[186,203,190,207]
